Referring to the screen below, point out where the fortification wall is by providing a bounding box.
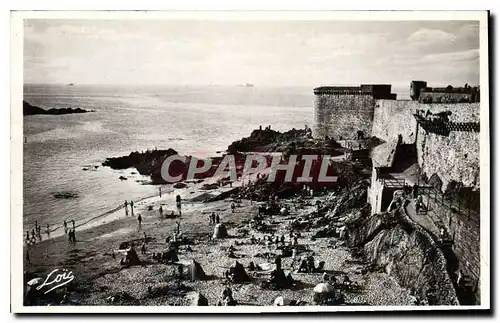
[422,194,481,298]
[415,103,480,191]
[419,91,477,103]
[371,101,480,190]
[313,93,375,140]
[372,100,420,144]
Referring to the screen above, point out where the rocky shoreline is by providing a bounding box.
[23,173,460,306]
[101,127,356,186]
[226,127,345,156]
[23,100,93,116]
[22,127,463,307]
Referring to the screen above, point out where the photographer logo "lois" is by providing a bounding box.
[36,269,74,294]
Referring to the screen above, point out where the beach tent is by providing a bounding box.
[228,261,250,283]
[165,248,179,263]
[185,259,207,281]
[313,282,334,305]
[213,223,228,239]
[313,282,333,293]
[189,292,209,306]
[273,296,292,306]
[125,247,141,266]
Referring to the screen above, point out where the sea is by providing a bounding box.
[22,84,316,233]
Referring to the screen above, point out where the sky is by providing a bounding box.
[23,19,480,88]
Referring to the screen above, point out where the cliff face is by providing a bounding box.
[346,205,459,305]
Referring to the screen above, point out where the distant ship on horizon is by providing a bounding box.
[67,83,75,86]
[244,83,254,88]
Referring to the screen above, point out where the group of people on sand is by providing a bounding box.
[158,205,178,219]
[25,220,61,245]
[209,212,221,225]
[25,221,42,245]
[64,219,77,243]
[124,200,135,216]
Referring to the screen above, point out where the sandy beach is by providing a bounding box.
[23,173,415,307]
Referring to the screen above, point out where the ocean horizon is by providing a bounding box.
[22,84,316,233]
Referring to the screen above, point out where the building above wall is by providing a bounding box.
[314,84,397,100]
[410,80,480,103]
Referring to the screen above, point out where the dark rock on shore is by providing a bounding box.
[52,191,79,199]
[226,127,343,156]
[23,101,92,116]
[103,148,178,173]
[103,127,349,185]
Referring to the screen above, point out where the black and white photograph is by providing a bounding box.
[10,10,490,313]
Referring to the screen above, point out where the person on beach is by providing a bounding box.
[231,203,235,213]
[25,231,30,244]
[215,214,220,224]
[26,250,30,264]
[159,187,162,198]
[130,201,134,215]
[141,240,146,254]
[46,224,50,237]
[159,206,163,218]
[35,222,41,241]
[137,214,142,231]
[210,212,216,225]
[30,229,36,244]
[176,221,181,235]
[63,220,68,234]
[68,229,75,243]
[72,220,75,230]
[176,195,182,216]
[124,200,128,209]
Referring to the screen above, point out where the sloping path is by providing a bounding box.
[404,198,441,240]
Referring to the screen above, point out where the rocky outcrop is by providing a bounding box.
[346,203,459,305]
[103,148,177,173]
[227,128,343,156]
[103,148,261,184]
[23,101,92,116]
